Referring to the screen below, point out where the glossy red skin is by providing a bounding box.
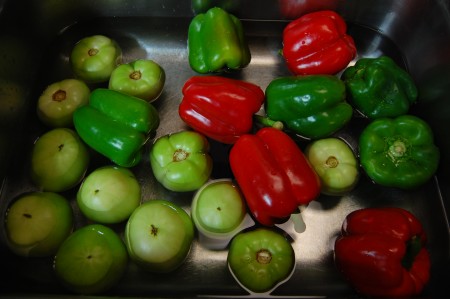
[282,10,357,75]
[179,76,265,144]
[334,207,431,297]
[278,0,339,20]
[229,127,321,226]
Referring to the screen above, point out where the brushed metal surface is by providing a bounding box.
[0,0,449,297]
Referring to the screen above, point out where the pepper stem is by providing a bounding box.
[254,115,284,130]
[386,137,410,165]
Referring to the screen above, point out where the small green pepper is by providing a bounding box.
[227,228,295,294]
[149,130,213,192]
[73,88,159,167]
[359,114,440,189]
[264,75,353,139]
[188,7,251,73]
[342,55,418,118]
[191,0,239,14]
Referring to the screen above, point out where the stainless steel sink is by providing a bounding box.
[0,0,449,297]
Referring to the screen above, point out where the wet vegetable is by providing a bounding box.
[359,114,440,189]
[305,137,359,195]
[73,88,159,167]
[335,207,430,297]
[228,228,295,293]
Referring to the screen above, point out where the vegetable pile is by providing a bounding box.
[4,6,442,298]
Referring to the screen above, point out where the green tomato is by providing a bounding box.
[191,179,246,235]
[54,224,128,295]
[124,200,195,273]
[37,79,90,128]
[108,59,165,103]
[305,138,359,196]
[5,191,73,257]
[70,35,122,83]
[227,228,295,294]
[149,130,213,192]
[30,128,90,192]
[191,179,252,250]
[77,165,141,224]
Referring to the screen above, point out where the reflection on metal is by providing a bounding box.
[0,0,449,297]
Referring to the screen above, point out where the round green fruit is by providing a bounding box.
[30,128,89,192]
[124,200,194,273]
[228,228,296,294]
[192,179,247,236]
[77,165,141,224]
[191,179,253,250]
[54,224,128,295]
[305,137,359,195]
[70,35,122,83]
[149,130,213,192]
[37,78,90,128]
[108,59,165,103]
[5,191,73,257]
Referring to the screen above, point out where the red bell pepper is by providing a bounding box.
[334,207,430,297]
[278,0,339,20]
[179,76,265,144]
[282,10,357,75]
[229,127,321,226]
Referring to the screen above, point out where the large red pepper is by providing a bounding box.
[229,127,321,226]
[278,0,339,20]
[179,76,265,144]
[334,207,430,297]
[282,10,357,75]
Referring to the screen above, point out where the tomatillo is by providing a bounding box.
[124,200,195,273]
[191,179,246,235]
[149,130,213,192]
[227,228,295,294]
[70,35,122,83]
[191,179,253,250]
[37,79,90,128]
[109,59,165,103]
[305,138,359,195]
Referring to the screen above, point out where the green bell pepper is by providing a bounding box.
[191,0,239,14]
[342,55,418,119]
[188,7,251,74]
[73,88,159,167]
[264,75,353,139]
[227,228,295,293]
[359,114,440,189]
[149,130,213,192]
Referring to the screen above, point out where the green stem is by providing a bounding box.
[386,136,410,166]
[254,115,284,130]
